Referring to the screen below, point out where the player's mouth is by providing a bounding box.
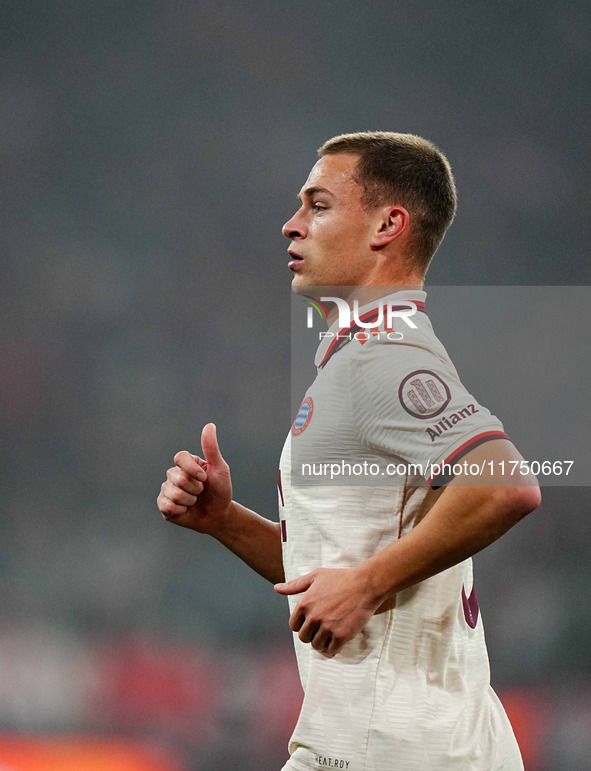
[288,250,304,270]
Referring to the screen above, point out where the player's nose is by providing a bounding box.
[282,210,306,239]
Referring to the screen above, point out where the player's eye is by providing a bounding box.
[312,202,326,213]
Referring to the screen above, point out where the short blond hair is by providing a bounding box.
[318,132,457,274]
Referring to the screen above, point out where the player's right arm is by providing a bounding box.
[157,423,285,584]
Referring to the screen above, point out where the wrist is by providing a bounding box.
[200,499,235,541]
[355,554,397,610]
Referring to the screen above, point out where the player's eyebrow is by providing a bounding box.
[297,185,335,202]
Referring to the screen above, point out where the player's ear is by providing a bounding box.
[370,206,410,249]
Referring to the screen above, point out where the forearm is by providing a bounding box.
[361,483,540,608]
[210,500,285,584]
[275,442,540,657]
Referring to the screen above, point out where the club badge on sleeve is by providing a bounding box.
[291,396,314,435]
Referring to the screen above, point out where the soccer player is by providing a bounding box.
[157,132,541,770]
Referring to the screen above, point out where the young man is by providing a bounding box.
[157,132,540,770]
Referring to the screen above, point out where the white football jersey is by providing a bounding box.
[278,290,523,771]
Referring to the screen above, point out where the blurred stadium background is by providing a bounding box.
[1,1,590,768]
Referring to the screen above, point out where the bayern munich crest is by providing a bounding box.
[398,370,451,419]
[291,396,314,435]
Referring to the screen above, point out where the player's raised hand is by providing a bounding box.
[157,423,233,535]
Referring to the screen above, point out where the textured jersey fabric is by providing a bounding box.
[278,290,523,771]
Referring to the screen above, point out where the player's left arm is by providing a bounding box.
[275,438,540,657]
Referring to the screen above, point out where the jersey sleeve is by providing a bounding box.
[348,338,509,487]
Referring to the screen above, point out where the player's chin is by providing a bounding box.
[290,273,313,294]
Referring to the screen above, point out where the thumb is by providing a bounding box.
[201,422,225,466]
[274,573,314,595]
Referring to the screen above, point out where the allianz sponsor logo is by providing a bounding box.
[426,404,479,442]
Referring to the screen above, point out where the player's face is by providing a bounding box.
[282,153,381,291]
